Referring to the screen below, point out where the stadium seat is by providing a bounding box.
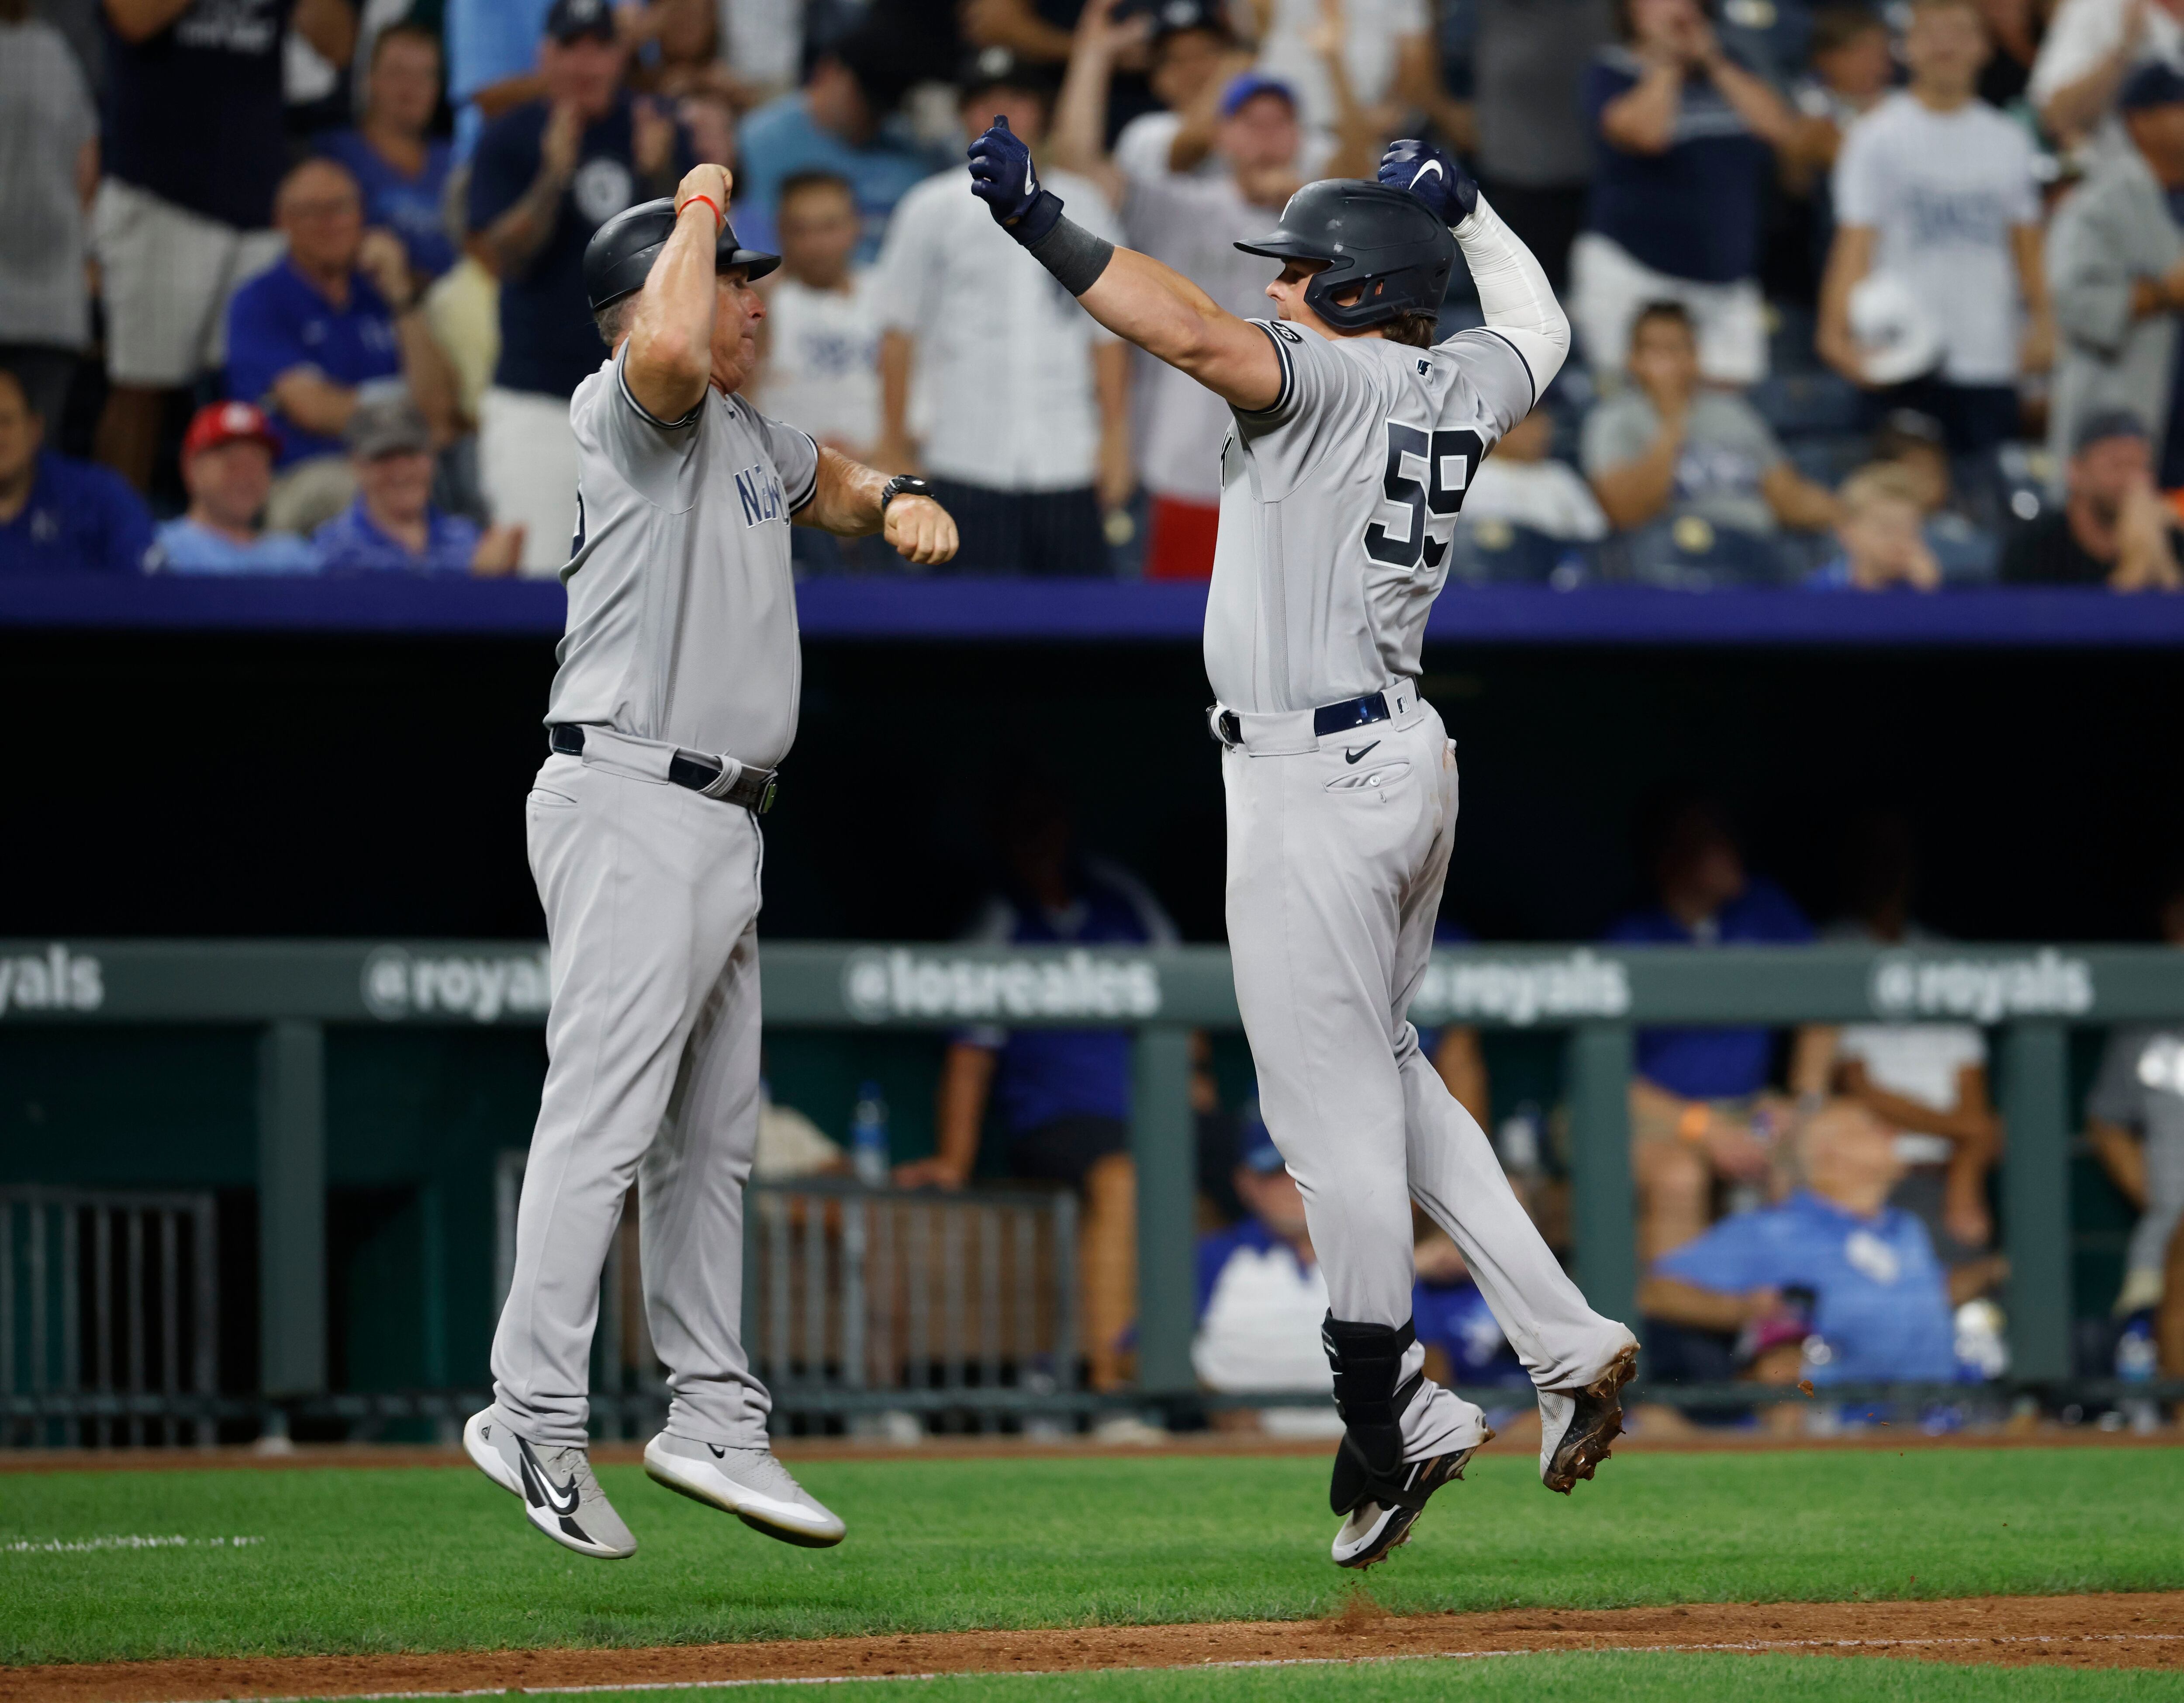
[1749,370,1864,440]
[1451,520,1593,586]
[1614,515,1799,588]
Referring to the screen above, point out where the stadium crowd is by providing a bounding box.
[7,0,2184,588]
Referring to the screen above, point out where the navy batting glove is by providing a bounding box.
[968,115,1064,245]
[1379,138,1478,228]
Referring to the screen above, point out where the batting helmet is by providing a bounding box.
[583,198,779,313]
[1234,179,1454,332]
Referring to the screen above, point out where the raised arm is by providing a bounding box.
[621,164,735,422]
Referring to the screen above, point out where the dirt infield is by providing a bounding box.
[7,1593,2181,1700]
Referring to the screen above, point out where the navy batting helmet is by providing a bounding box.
[583,198,779,313]
[1234,180,1453,332]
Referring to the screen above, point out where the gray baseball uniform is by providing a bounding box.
[491,346,818,1450]
[1213,315,1630,1462]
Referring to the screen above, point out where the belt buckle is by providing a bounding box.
[754,772,777,815]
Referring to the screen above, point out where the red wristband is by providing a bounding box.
[675,194,722,232]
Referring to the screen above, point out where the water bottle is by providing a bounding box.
[850,1081,889,1187]
[2117,1313,2159,1435]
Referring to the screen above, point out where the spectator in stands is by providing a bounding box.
[1639,1101,2001,1404]
[755,172,881,463]
[1110,0,1244,183]
[1251,0,1464,157]
[226,159,462,537]
[1784,5,1895,188]
[1817,812,1999,1268]
[2002,409,2184,587]
[2049,64,2184,494]
[736,25,933,261]
[893,772,1178,1405]
[0,0,98,431]
[1583,302,1840,543]
[1471,0,1616,291]
[1055,7,1370,578]
[1606,789,1820,1261]
[90,0,356,494]
[149,402,319,574]
[1816,0,2051,459]
[1803,464,1944,590]
[1572,0,1799,384]
[0,366,152,573]
[1462,406,1611,542]
[319,24,457,286]
[874,50,1131,576]
[2031,0,2184,151]
[1192,1123,1346,1436]
[444,0,553,155]
[314,395,522,573]
[2085,869,2184,1323]
[468,0,690,573]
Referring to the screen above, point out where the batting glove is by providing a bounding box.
[1379,138,1478,228]
[968,115,1065,246]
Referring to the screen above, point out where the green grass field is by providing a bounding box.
[4,1447,2181,1667]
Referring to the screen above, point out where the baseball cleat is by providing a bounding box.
[1539,1338,1639,1494]
[1330,1438,1486,1569]
[643,1431,847,1547]
[463,1407,637,1559]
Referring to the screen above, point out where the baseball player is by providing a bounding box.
[965,124,1638,1568]
[464,162,957,1561]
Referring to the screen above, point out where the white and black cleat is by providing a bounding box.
[643,1431,847,1547]
[1330,1436,1487,1570]
[1539,1337,1639,1495]
[463,1407,637,1559]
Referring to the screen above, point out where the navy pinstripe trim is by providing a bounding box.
[615,357,703,431]
[1458,326,1537,412]
[787,428,820,512]
[1237,320,1296,419]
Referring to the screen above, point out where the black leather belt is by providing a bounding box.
[548,724,778,814]
[1210,689,1402,748]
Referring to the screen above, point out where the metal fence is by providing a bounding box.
[0,1188,218,1447]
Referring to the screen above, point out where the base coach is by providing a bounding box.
[465,162,957,1560]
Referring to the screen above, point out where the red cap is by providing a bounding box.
[182,400,279,460]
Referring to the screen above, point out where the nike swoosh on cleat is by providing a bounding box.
[517,1439,581,1518]
[708,1443,726,1458]
[1344,741,1380,764]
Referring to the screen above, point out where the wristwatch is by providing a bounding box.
[878,474,933,514]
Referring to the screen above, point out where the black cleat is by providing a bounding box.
[1330,1433,1489,1568]
[1539,1340,1638,1494]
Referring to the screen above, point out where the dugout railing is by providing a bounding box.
[3,937,2183,1439]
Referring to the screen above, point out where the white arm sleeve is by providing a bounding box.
[1450,191,1570,395]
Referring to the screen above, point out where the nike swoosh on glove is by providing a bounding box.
[968,115,1064,245]
[1379,138,1477,228]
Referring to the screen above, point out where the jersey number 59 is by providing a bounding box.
[1364,422,1483,570]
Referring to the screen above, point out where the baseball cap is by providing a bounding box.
[2073,407,2150,456]
[543,0,615,45]
[2119,60,2184,111]
[182,400,279,460]
[1218,70,1295,119]
[957,43,1056,101]
[347,391,433,459]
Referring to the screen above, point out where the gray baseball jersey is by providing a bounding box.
[545,348,820,770]
[1204,320,1537,714]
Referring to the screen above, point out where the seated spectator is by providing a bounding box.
[1818,812,1999,1268]
[150,402,320,575]
[2001,410,2184,588]
[1605,789,1820,1261]
[1817,0,2051,458]
[226,159,460,537]
[736,25,933,261]
[0,0,97,431]
[1192,1126,1346,1436]
[1803,464,1943,590]
[2048,64,2184,495]
[1572,0,1799,384]
[2085,868,2184,1324]
[1462,406,1611,542]
[318,24,457,286]
[468,0,691,574]
[754,172,881,462]
[312,395,523,573]
[874,49,1130,577]
[893,773,1179,1402]
[1641,1102,2005,1406]
[0,366,152,573]
[2030,0,2184,152]
[1583,302,1839,540]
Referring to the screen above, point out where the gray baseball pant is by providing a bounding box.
[1221,689,1631,1460]
[491,730,772,1449]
